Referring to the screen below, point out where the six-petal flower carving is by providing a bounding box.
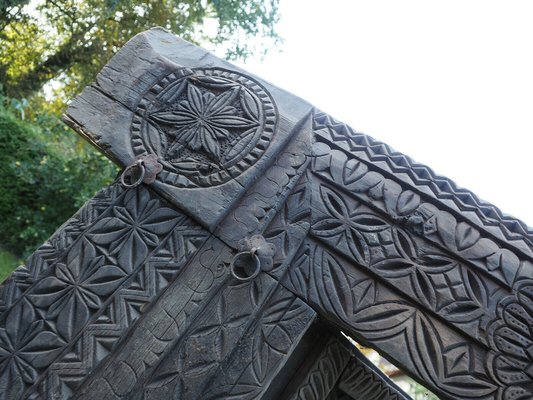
[150,83,257,160]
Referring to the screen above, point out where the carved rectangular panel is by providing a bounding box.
[279,238,502,400]
[309,174,506,345]
[71,237,233,400]
[0,185,208,400]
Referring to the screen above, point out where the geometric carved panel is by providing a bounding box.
[0,186,207,399]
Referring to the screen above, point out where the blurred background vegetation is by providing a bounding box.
[0,0,281,279]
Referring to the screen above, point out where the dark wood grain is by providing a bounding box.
[0,27,531,399]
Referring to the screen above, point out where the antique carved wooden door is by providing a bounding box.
[0,28,532,400]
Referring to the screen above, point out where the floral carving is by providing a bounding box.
[0,300,64,398]
[88,187,180,272]
[312,185,387,265]
[493,283,533,399]
[29,241,126,340]
[284,241,500,399]
[151,84,257,161]
[131,68,277,188]
[311,183,490,324]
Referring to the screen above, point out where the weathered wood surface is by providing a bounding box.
[0,27,532,399]
[278,325,410,400]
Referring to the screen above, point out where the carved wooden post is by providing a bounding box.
[0,27,532,400]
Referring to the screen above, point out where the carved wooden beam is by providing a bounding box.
[0,27,531,400]
[277,324,410,400]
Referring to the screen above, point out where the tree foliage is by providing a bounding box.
[0,104,117,256]
[0,0,280,101]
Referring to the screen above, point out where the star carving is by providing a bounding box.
[150,83,258,161]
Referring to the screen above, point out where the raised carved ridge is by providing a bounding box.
[215,112,312,246]
[280,237,509,399]
[313,111,533,254]
[336,345,410,400]
[338,367,403,399]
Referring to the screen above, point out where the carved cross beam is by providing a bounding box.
[0,28,532,400]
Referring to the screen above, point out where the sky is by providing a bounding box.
[233,0,533,226]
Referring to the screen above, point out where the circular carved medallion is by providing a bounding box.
[131,68,277,188]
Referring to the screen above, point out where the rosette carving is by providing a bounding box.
[131,68,277,188]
